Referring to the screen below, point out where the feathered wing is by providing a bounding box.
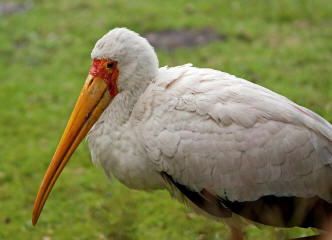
[132,65,332,227]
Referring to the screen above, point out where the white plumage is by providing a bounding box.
[88,28,332,204]
[33,28,332,234]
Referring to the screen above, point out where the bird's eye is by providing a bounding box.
[107,62,114,69]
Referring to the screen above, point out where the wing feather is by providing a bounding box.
[132,65,332,204]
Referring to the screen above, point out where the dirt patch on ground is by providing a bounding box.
[143,28,227,51]
[0,2,31,16]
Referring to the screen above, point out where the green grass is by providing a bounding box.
[0,0,331,239]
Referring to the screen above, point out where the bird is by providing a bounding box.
[32,28,332,239]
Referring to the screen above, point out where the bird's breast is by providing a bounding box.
[88,119,165,191]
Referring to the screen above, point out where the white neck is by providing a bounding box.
[105,88,145,126]
[87,27,165,190]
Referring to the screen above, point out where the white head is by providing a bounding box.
[91,27,159,92]
[32,28,159,225]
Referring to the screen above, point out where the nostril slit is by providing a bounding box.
[88,79,94,87]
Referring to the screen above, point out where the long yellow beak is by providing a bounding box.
[32,74,112,225]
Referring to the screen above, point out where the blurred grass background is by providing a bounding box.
[0,0,331,239]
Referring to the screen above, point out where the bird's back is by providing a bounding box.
[131,64,332,228]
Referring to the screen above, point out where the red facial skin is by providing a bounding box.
[89,59,119,98]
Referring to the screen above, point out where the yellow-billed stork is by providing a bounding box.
[32,28,332,239]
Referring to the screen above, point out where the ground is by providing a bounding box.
[0,0,331,239]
